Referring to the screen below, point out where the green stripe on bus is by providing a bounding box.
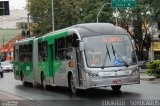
[53,60,62,76]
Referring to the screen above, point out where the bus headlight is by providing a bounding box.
[88,72,99,78]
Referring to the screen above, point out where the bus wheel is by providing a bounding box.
[41,74,46,90]
[21,72,26,86]
[69,75,77,94]
[111,85,121,91]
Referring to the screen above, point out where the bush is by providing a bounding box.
[146,60,160,78]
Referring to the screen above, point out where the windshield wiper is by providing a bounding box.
[111,43,129,67]
[101,44,111,69]
[111,43,116,60]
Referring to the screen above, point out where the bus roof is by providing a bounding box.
[71,23,128,37]
[15,23,128,45]
[14,37,35,45]
[44,23,128,38]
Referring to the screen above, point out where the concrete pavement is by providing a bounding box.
[0,90,23,100]
[0,90,42,106]
[0,71,157,106]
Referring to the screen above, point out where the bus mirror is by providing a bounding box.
[80,42,84,51]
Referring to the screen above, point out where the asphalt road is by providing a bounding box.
[0,72,160,106]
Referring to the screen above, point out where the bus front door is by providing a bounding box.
[74,47,83,87]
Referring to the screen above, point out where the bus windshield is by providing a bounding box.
[83,35,137,68]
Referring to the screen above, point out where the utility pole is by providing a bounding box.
[26,0,30,37]
[27,0,29,31]
[26,13,30,37]
[96,3,118,26]
[52,0,54,32]
[97,3,111,23]
[27,13,30,30]
[116,7,118,26]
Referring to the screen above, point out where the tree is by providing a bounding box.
[27,0,52,36]
[27,0,155,61]
[147,0,160,30]
[27,0,113,35]
[118,1,153,60]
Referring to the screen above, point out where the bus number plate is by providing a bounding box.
[112,80,121,84]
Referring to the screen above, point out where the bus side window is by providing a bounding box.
[66,48,73,60]
[14,46,19,61]
[66,35,73,48]
[19,45,23,62]
[29,44,32,61]
[38,41,48,61]
[38,42,42,61]
[57,37,65,60]
[72,34,79,47]
[66,35,73,60]
[24,45,27,61]
[42,41,48,61]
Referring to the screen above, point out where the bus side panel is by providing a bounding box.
[38,62,49,77]
[22,62,33,83]
[13,61,22,80]
[53,60,68,87]
[33,39,40,83]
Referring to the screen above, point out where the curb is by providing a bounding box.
[140,72,156,81]
[140,77,156,81]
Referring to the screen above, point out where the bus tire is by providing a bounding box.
[111,85,121,91]
[21,72,26,86]
[69,74,77,94]
[41,73,46,90]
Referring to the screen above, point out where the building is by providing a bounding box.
[0,29,23,61]
[0,9,27,29]
[149,31,160,60]
[0,9,28,61]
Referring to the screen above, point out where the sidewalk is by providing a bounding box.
[140,72,156,81]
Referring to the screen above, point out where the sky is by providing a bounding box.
[0,0,26,10]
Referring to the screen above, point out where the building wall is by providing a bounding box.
[0,29,22,46]
[0,9,27,29]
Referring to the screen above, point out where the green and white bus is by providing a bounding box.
[13,23,140,94]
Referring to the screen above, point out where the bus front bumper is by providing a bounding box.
[85,75,140,89]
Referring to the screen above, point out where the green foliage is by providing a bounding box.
[27,0,159,59]
[148,0,160,22]
[28,0,52,35]
[54,0,112,29]
[116,0,154,60]
[27,0,113,35]
[146,60,160,78]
